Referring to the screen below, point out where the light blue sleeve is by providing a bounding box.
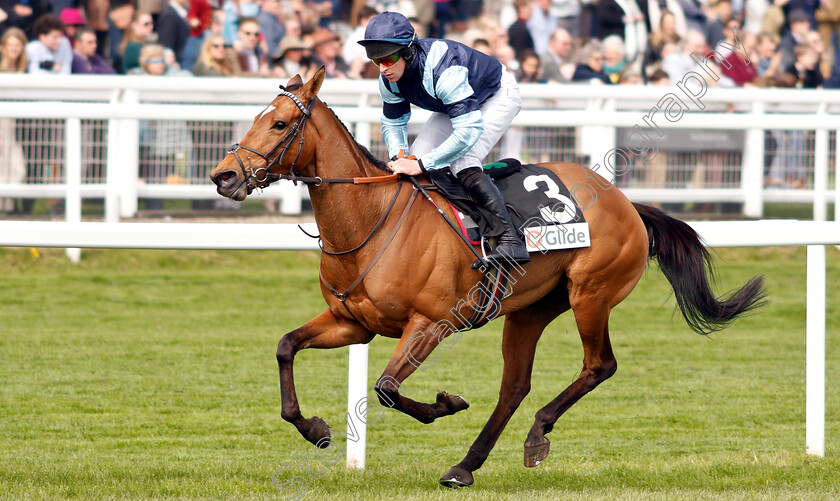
[381,112,411,159]
[379,77,411,159]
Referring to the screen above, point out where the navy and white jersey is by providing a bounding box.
[379,38,505,170]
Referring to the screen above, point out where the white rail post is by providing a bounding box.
[805,244,826,457]
[119,90,140,218]
[835,128,839,223]
[65,118,82,262]
[105,90,122,223]
[742,102,765,218]
[813,104,828,222]
[345,95,373,470]
[346,343,368,469]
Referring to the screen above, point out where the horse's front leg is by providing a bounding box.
[277,309,374,446]
[374,314,470,424]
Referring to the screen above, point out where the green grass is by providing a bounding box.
[0,246,838,500]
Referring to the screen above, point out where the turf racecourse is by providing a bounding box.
[0,246,838,500]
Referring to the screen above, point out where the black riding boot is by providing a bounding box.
[468,175,530,265]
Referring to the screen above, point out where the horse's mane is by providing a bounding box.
[324,105,391,174]
[280,82,391,174]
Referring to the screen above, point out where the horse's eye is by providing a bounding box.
[273,120,287,130]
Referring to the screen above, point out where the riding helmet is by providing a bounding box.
[357,11,417,59]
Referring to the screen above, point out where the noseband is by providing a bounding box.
[226,90,316,190]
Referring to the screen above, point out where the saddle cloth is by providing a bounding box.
[428,159,591,253]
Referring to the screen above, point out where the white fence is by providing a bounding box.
[1,75,839,222]
[0,219,835,463]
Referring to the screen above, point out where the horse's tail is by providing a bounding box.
[633,203,767,335]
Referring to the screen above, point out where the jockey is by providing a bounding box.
[358,11,530,264]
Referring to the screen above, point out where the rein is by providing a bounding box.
[226,90,399,189]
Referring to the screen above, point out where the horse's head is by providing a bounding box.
[210,67,325,201]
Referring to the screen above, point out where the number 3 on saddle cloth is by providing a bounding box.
[427,158,591,256]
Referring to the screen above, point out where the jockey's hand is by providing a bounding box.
[388,158,423,176]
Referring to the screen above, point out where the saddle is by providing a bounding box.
[427,159,589,252]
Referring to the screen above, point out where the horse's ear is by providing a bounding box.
[302,66,326,100]
[286,74,303,89]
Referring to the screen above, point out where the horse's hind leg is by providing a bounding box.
[373,313,470,424]
[277,309,374,447]
[441,290,569,488]
[524,298,616,467]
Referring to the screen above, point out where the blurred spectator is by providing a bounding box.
[26,14,72,74]
[193,34,239,75]
[780,8,812,70]
[649,67,671,84]
[128,42,188,75]
[516,48,546,81]
[595,0,629,39]
[602,34,627,82]
[471,37,492,53]
[678,0,708,32]
[744,0,771,34]
[71,26,116,73]
[235,17,270,76]
[258,0,286,60]
[119,12,155,73]
[0,27,27,214]
[271,34,314,79]
[85,0,111,58]
[0,0,50,39]
[497,43,519,71]
[755,31,784,77]
[572,40,613,83]
[309,27,351,78]
[720,28,759,84]
[181,0,212,71]
[816,0,840,77]
[793,42,823,86]
[107,0,135,71]
[661,29,732,85]
[551,0,583,38]
[782,0,825,31]
[343,5,376,61]
[158,0,192,65]
[429,0,453,37]
[706,0,734,49]
[646,8,683,73]
[220,0,241,44]
[527,0,558,56]
[648,0,688,40]
[508,0,536,59]
[0,26,27,72]
[137,0,164,23]
[805,28,830,76]
[541,27,573,82]
[824,50,840,86]
[343,5,378,78]
[59,7,87,46]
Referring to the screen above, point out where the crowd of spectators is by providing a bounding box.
[0,0,837,87]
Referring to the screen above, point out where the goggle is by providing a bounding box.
[371,53,400,67]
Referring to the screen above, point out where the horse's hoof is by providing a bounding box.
[437,392,470,414]
[302,416,331,447]
[524,438,550,467]
[439,466,473,488]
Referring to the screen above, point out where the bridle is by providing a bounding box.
[226,89,316,192]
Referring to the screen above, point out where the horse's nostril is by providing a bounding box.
[213,170,236,187]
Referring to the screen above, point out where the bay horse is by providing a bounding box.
[210,68,766,487]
